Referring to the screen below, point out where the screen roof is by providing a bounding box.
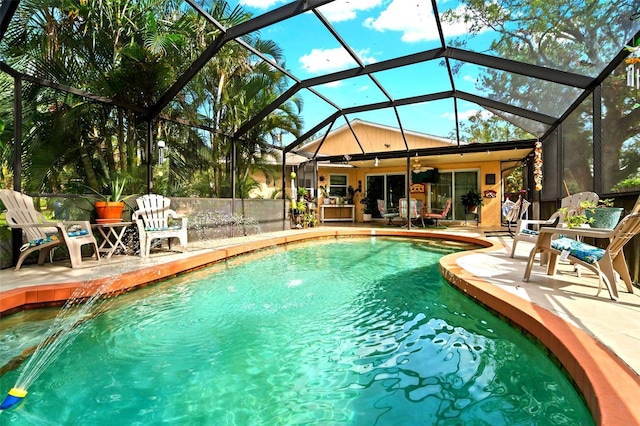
[1,0,638,162]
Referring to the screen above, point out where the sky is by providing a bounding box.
[180,1,640,145]
[205,0,522,144]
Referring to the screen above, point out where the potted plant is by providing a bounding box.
[558,205,592,228]
[319,185,331,204]
[85,177,136,223]
[360,192,376,222]
[289,199,307,229]
[346,185,360,205]
[296,187,308,202]
[583,198,624,229]
[460,189,483,214]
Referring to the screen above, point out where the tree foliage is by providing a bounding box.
[446,0,640,192]
[0,0,302,198]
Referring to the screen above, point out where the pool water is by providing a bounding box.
[0,237,593,425]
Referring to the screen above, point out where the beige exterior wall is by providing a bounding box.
[301,121,453,156]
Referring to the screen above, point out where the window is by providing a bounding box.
[329,175,347,197]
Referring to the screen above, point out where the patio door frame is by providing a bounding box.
[427,169,480,221]
[365,172,405,218]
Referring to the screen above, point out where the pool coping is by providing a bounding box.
[1,228,638,424]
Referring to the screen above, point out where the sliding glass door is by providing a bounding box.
[366,174,405,218]
[435,171,479,220]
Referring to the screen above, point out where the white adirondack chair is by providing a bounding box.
[132,194,188,257]
[0,189,99,270]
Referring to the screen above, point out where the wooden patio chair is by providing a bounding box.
[523,196,640,300]
[133,194,188,257]
[0,189,99,270]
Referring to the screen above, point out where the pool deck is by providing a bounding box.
[1,225,639,424]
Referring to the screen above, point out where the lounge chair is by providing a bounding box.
[377,199,399,225]
[523,196,640,300]
[0,189,99,270]
[422,199,451,226]
[510,191,599,260]
[133,194,188,257]
[399,198,424,227]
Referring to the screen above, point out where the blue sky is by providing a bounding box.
[222,0,496,142]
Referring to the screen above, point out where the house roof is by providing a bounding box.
[295,119,535,170]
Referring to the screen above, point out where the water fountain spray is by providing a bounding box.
[0,274,126,412]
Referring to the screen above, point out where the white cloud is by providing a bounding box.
[238,0,285,9]
[299,47,376,74]
[319,0,382,22]
[321,81,342,89]
[364,0,478,43]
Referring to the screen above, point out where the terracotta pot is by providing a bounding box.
[95,201,125,223]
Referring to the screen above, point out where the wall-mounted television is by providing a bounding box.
[412,168,439,184]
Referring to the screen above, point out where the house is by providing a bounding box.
[288,119,535,227]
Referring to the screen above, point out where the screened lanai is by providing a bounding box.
[0,1,639,270]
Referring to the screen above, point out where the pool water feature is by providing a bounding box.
[0,237,593,425]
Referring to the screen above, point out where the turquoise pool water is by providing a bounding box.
[0,237,593,425]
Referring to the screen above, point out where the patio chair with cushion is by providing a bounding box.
[523,196,640,300]
[377,199,399,225]
[399,198,424,227]
[133,194,188,257]
[422,199,451,226]
[510,191,599,261]
[0,189,99,270]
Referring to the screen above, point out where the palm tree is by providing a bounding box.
[0,0,303,199]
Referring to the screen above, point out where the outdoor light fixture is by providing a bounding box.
[374,157,379,167]
[157,140,166,164]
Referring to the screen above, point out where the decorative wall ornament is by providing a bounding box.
[533,140,543,191]
[626,38,640,89]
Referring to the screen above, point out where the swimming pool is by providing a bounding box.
[0,237,593,425]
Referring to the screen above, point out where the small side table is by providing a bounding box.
[92,221,132,258]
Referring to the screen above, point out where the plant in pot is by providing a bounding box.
[296,187,308,202]
[319,185,330,204]
[86,177,136,223]
[360,192,376,222]
[460,189,484,214]
[346,185,360,204]
[582,198,624,229]
[558,204,592,228]
[559,198,625,229]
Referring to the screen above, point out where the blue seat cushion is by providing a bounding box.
[21,234,60,252]
[66,229,89,237]
[521,228,539,236]
[550,237,605,264]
